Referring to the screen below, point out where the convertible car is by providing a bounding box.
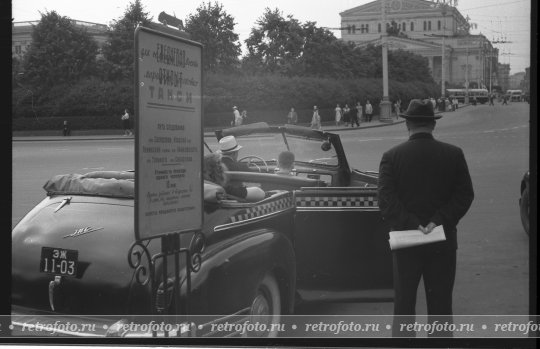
[12,122,393,337]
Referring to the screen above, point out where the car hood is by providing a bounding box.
[12,195,152,315]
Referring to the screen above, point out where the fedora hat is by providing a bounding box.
[217,135,242,154]
[400,99,442,120]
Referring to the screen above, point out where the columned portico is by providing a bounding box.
[340,0,499,90]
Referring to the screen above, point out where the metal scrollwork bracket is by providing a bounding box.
[127,230,205,318]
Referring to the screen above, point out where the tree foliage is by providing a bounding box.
[21,11,98,90]
[244,12,431,82]
[101,0,152,81]
[184,2,241,73]
[244,8,304,74]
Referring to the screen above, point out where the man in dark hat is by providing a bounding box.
[378,99,474,337]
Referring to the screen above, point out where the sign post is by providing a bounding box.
[134,26,203,241]
[129,26,204,318]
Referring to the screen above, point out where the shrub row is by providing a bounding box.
[13,74,439,130]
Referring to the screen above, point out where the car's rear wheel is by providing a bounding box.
[249,273,281,337]
[520,185,530,236]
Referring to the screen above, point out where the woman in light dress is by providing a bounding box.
[335,104,343,126]
[311,106,322,130]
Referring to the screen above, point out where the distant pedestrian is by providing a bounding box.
[241,110,248,123]
[430,97,436,111]
[472,96,477,106]
[394,101,400,119]
[311,106,322,130]
[335,104,343,126]
[489,94,494,106]
[437,98,443,111]
[343,104,351,125]
[121,109,132,136]
[502,95,508,105]
[287,107,298,125]
[365,100,373,122]
[351,102,361,127]
[62,120,71,136]
[233,106,242,126]
[452,97,458,111]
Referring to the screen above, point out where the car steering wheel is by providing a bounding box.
[238,155,269,173]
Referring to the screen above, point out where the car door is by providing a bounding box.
[293,186,393,302]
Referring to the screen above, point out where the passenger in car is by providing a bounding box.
[275,151,295,176]
[203,153,265,202]
[216,135,251,172]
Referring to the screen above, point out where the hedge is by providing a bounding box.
[13,74,439,130]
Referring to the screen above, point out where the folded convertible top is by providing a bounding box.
[43,171,135,198]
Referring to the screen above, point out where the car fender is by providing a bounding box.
[186,228,296,316]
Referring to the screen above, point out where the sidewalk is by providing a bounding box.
[12,118,405,142]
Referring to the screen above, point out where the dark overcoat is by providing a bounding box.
[378,132,474,249]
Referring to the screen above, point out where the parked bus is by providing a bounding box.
[506,90,523,102]
[446,88,489,104]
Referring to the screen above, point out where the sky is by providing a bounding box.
[12,0,532,74]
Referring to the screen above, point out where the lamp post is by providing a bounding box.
[441,5,447,97]
[465,47,469,103]
[379,0,393,123]
[489,46,493,93]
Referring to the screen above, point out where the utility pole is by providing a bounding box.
[441,5,447,97]
[379,0,393,123]
[465,46,469,103]
[489,46,492,93]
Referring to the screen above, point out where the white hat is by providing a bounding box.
[233,106,238,109]
[217,135,242,154]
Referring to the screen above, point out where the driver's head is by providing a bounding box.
[217,135,242,161]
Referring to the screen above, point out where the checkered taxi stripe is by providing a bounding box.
[296,195,378,208]
[229,196,295,223]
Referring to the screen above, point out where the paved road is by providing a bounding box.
[12,102,531,317]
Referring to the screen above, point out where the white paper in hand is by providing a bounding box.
[388,225,446,250]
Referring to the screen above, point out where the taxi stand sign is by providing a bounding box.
[134,26,203,241]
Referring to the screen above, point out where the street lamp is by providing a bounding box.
[379,0,393,123]
[441,5,447,97]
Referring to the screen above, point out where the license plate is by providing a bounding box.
[40,247,78,277]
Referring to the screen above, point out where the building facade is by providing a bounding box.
[340,0,500,90]
[12,20,108,60]
[509,72,526,90]
[497,63,510,92]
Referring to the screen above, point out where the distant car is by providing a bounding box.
[519,171,530,235]
[12,122,393,337]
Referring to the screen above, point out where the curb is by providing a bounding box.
[12,118,406,142]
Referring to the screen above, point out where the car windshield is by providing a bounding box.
[206,130,339,166]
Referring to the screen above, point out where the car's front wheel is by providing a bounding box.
[520,184,530,236]
[249,273,281,337]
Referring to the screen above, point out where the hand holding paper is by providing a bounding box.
[389,225,446,250]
